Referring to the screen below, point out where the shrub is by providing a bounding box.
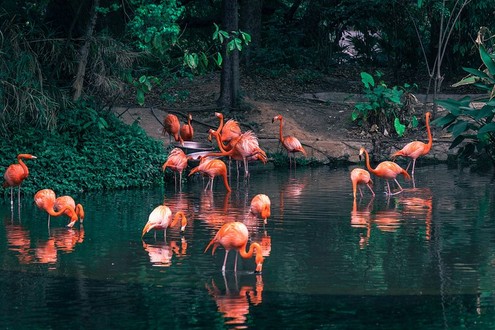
[0,103,167,198]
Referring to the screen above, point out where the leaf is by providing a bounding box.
[360,72,375,88]
[477,122,495,136]
[449,135,465,149]
[411,116,418,128]
[461,67,489,79]
[136,89,145,106]
[430,113,455,128]
[139,75,147,84]
[473,103,494,120]
[452,76,478,87]
[451,121,469,138]
[435,98,471,116]
[394,117,405,137]
[479,45,495,76]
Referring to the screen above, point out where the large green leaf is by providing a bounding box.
[360,72,375,88]
[431,113,456,128]
[477,122,495,136]
[435,98,471,116]
[394,117,405,137]
[449,135,465,149]
[451,121,469,138]
[479,45,495,76]
[475,105,495,120]
[462,67,489,79]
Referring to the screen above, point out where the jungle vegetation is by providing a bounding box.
[1,0,495,195]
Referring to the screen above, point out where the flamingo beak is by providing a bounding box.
[180,225,186,233]
[271,118,275,123]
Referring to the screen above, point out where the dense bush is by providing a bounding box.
[0,103,167,198]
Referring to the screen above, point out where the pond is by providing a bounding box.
[1,163,495,329]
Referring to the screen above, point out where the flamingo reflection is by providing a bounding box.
[5,220,85,265]
[398,188,433,240]
[142,237,188,267]
[5,222,33,264]
[373,202,402,233]
[206,274,263,329]
[350,198,374,249]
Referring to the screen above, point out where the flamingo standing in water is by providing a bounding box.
[34,189,80,228]
[250,194,271,224]
[350,168,375,199]
[180,113,194,141]
[54,195,85,227]
[272,114,306,167]
[214,112,242,147]
[162,148,188,189]
[3,153,37,208]
[141,204,188,240]
[359,147,411,196]
[392,112,433,182]
[207,129,267,178]
[204,222,264,273]
[189,158,232,192]
[163,114,183,144]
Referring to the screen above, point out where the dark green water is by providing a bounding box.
[1,164,495,329]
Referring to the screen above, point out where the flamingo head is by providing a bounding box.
[215,112,223,119]
[272,115,282,123]
[358,147,366,160]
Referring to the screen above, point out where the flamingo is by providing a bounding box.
[180,113,194,141]
[392,112,432,181]
[350,168,375,199]
[250,194,271,224]
[34,189,80,228]
[206,129,267,177]
[3,153,37,208]
[162,148,188,189]
[141,204,188,240]
[163,114,183,144]
[189,158,232,192]
[54,195,85,227]
[272,114,306,167]
[214,112,242,146]
[204,222,264,273]
[359,147,411,196]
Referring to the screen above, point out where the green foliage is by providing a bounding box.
[352,71,418,137]
[433,33,495,164]
[0,102,167,198]
[126,0,184,55]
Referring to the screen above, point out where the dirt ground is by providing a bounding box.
[114,70,455,164]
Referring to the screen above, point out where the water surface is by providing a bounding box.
[1,164,495,329]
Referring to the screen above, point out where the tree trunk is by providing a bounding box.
[72,0,99,101]
[239,0,262,67]
[218,0,240,112]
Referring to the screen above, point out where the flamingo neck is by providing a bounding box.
[362,150,377,176]
[17,155,29,177]
[239,242,263,271]
[217,114,224,133]
[425,115,432,151]
[172,211,187,231]
[278,119,284,142]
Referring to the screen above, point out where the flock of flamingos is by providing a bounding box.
[2,110,433,273]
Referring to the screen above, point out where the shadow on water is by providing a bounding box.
[1,164,495,328]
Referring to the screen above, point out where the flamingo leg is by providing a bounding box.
[10,187,13,208]
[234,252,239,273]
[17,186,21,208]
[179,171,183,192]
[385,181,392,195]
[367,184,375,196]
[222,250,230,274]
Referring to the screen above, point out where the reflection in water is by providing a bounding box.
[206,274,263,329]
[5,219,85,265]
[373,205,402,233]
[398,188,433,240]
[5,222,33,264]
[350,198,373,249]
[142,237,187,267]
[199,191,235,230]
